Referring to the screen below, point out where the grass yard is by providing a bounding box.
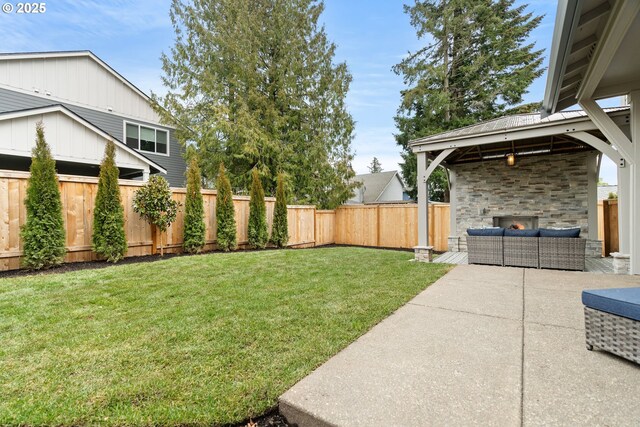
[0,247,449,426]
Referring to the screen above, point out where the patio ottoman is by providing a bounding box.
[582,288,640,364]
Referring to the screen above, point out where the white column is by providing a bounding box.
[417,152,429,247]
[449,169,457,238]
[586,152,598,241]
[629,91,640,274]
[142,169,150,182]
[618,165,630,254]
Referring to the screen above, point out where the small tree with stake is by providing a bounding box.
[21,122,66,269]
[183,157,206,253]
[92,140,127,262]
[216,163,237,251]
[132,175,180,256]
[248,168,268,249]
[270,173,289,248]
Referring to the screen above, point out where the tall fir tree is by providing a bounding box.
[248,168,268,249]
[271,173,289,248]
[393,0,544,200]
[216,163,237,251]
[183,156,206,253]
[156,0,357,209]
[92,141,127,262]
[367,157,383,173]
[21,122,66,269]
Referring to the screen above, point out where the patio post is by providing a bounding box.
[414,152,432,262]
[629,90,640,274]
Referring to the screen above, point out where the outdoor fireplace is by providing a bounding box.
[493,215,539,230]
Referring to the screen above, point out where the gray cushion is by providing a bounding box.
[539,228,580,238]
[467,228,505,236]
[582,288,640,321]
[504,228,539,237]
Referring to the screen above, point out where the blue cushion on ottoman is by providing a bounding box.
[539,228,581,238]
[582,288,640,321]
[504,228,539,237]
[467,227,505,236]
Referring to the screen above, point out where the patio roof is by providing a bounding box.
[409,106,629,165]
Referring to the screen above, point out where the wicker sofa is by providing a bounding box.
[466,227,586,271]
[582,288,640,364]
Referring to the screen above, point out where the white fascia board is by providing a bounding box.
[542,0,582,117]
[0,105,167,174]
[410,112,629,153]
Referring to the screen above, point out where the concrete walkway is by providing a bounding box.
[279,265,640,426]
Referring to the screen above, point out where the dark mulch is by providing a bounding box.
[229,409,289,427]
[0,244,413,280]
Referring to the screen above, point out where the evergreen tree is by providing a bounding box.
[368,157,383,173]
[92,141,127,262]
[215,163,237,251]
[271,173,289,248]
[21,122,66,269]
[393,0,544,200]
[156,0,357,209]
[183,156,206,253]
[248,168,268,249]
[132,176,180,256]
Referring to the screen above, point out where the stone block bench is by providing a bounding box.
[582,288,640,364]
[466,227,585,271]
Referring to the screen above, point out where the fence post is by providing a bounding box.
[376,205,381,247]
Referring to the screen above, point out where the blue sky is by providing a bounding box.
[0,0,619,183]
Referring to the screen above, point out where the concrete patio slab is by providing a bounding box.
[411,269,523,320]
[279,265,640,426]
[280,304,522,427]
[523,323,640,426]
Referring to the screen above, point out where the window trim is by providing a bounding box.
[123,121,170,157]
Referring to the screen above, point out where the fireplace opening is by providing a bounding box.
[493,216,538,229]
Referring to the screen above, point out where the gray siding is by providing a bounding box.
[0,87,186,187]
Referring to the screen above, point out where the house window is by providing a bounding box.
[125,122,169,155]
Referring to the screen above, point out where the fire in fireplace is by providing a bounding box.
[493,216,539,229]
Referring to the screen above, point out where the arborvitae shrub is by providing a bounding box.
[21,122,66,269]
[132,175,180,256]
[216,163,237,251]
[248,168,268,249]
[183,157,206,253]
[92,141,127,262]
[271,173,289,248]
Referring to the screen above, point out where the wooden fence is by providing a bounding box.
[0,170,451,271]
[0,171,315,271]
[330,203,449,251]
[597,199,619,256]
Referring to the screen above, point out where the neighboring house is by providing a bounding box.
[0,51,186,186]
[348,170,410,204]
[597,185,618,200]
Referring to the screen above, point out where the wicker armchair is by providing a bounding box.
[466,236,504,266]
[539,237,586,271]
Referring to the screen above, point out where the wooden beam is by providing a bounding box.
[578,2,611,27]
[579,98,633,163]
[566,131,621,164]
[570,34,598,54]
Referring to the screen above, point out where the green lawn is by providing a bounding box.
[0,247,449,426]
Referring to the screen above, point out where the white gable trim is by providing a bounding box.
[0,105,167,174]
[0,51,151,102]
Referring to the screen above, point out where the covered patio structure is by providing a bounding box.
[413,0,640,274]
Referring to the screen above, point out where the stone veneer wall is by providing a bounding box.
[449,151,602,257]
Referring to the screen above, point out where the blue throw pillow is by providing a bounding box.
[504,228,539,237]
[467,227,505,236]
[539,228,581,238]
